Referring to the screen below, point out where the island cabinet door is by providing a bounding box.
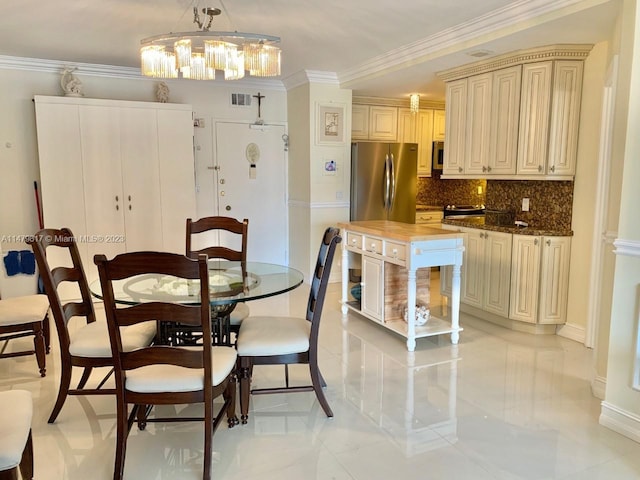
[361,256,384,322]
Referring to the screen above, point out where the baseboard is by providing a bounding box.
[591,375,606,400]
[600,401,640,443]
[556,322,586,344]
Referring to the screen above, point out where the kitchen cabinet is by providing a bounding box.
[351,105,397,141]
[438,45,590,180]
[455,227,512,317]
[510,234,571,324]
[433,110,446,141]
[352,104,370,140]
[398,108,435,176]
[443,79,467,175]
[415,210,444,225]
[440,224,571,329]
[34,95,196,289]
[369,106,398,141]
[339,220,464,351]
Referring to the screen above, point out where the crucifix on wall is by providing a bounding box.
[253,92,265,124]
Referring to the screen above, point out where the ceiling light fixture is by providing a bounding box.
[140,6,281,80]
[410,94,420,113]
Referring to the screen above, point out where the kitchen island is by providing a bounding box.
[337,220,464,351]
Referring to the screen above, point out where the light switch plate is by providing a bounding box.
[522,198,530,211]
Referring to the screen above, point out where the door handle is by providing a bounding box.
[389,153,396,210]
[383,154,390,210]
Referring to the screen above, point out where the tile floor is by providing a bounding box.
[2,280,640,479]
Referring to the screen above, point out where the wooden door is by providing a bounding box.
[538,236,571,324]
[362,255,384,322]
[465,73,492,175]
[509,235,541,323]
[461,227,483,308]
[416,110,434,176]
[483,231,512,317]
[214,122,287,264]
[489,66,521,175]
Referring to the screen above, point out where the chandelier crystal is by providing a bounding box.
[410,94,420,113]
[140,7,281,80]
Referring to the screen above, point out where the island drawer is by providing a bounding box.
[346,232,363,249]
[363,236,383,254]
[384,241,406,261]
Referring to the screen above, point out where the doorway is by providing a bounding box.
[214,122,288,264]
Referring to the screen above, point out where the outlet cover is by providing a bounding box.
[522,198,530,211]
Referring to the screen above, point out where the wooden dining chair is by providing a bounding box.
[186,216,250,344]
[0,390,33,480]
[27,228,157,423]
[95,251,237,480]
[0,292,50,377]
[236,227,341,424]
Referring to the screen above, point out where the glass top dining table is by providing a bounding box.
[90,260,304,306]
[89,260,304,346]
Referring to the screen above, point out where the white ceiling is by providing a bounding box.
[0,0,621,101]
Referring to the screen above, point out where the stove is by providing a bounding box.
[443,204,486,218]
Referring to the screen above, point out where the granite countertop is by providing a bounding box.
[416,204,444,212]
[441,217,573,236]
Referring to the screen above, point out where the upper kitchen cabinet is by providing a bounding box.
[352,97,446,177]
[438,44,591,180]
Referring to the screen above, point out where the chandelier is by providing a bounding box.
[140,6,281,80]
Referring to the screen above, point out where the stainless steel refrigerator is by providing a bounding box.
[350,142,418,223]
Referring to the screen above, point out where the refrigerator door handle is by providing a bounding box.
[389,153,396,212]
[383,153,391,211]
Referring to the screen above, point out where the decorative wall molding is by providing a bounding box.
[288,200,349,210]
[613,239,640,257]
[436,44,593,82]
[600,401,640,443]
[556,322,585,344]
[0,54,286,90]
[339,0,602,85]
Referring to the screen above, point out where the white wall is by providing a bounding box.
[0,60,286,295]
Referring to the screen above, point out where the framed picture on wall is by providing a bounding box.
[316,103,345,145]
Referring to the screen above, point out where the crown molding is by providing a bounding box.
[436,44,593,81]
[353,95,445,109]
[0,54,286,90]
[282,70,340,90]
[339,0,605,85]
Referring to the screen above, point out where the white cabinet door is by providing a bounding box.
[79,105,126,274]
[483,231,512,317]
[369,106,398,141]
[157,108,196,254]
[416,109,434,176]
[509,235,542,323]
[120,107,163,253]
[352,104,370,140]
[488,66,521,175]
[362,255,384,321]
[465,73,492,175]
[460,227,483,308]
[538,236,571,324]
[397,108,416,143]
[517,62,552,176]
[548,61,583,177]
[433,110,446,141]
[443,79,467,175]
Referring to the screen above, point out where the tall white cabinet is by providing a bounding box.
[34,96,196,285]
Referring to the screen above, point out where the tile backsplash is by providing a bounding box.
[417,173,574,231]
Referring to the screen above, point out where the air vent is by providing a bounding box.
[231,93,252,107]
[467,49,494,58]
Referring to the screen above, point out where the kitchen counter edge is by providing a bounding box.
[441,218,573,236]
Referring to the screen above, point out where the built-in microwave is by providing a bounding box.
[432,141,444,170]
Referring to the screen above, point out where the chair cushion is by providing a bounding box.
[69,320,156,358]
[236,316,310,356]
[229,302,249,326]
[0,389,32,470]
[125,346,237,393]
[0,295,49,326]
